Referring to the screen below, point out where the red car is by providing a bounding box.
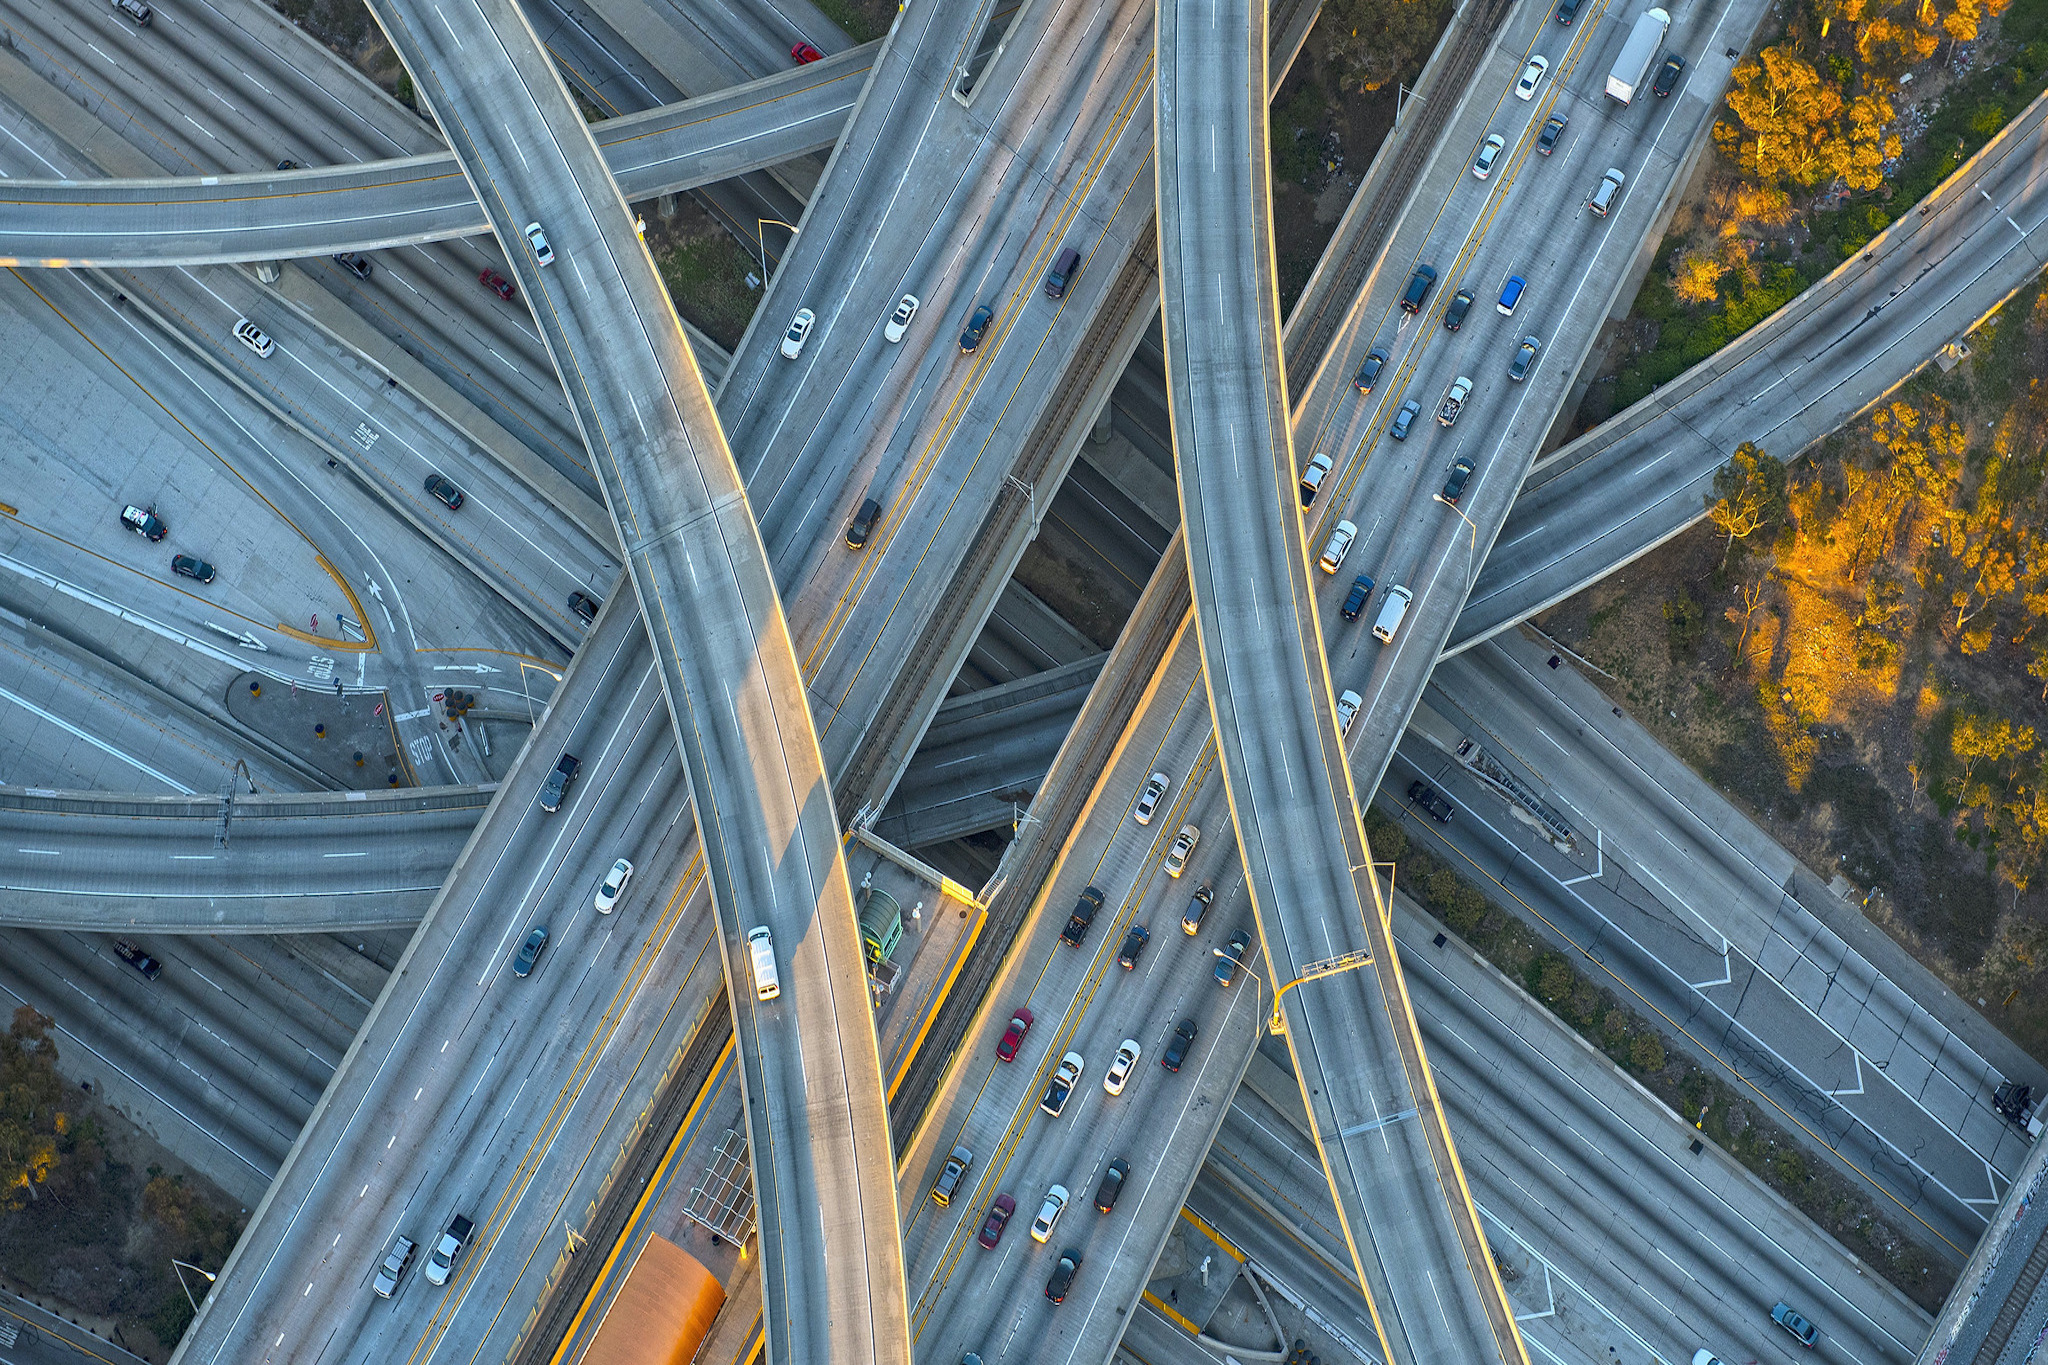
[995,1007,1033,1063]
[978,1194,1016,1249]
[480,268,516,301]
[791,40,823,63]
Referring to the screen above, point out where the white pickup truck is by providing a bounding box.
[1437,375,1473,427]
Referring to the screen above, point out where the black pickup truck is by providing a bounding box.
[539,753,581,813]
[1059,886,1107,947]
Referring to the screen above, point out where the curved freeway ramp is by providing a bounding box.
[164,0,908,1360]
[0,785,487,930]
[358,2,908,1362]
[0,46,871,266]
[1154,1,1525,1364]
[1454,86,2048,654]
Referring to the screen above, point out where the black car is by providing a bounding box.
[846,497,884,549]
[513,926,549,977]
[113,939,162,980]
[1116,924,1150,970]
[959,303,994,353]
[1439,458,1475,506]
[1652,53,1686,96]
[1161,1018,1197,1072]
[333,252,373,280]
[1443,290,1474,331]
[1093,1158,1129,1213]
[1399,265,1439,314]
[1555,0,1582,21]
[568,591,601,624]
[276,158,302,170]
[1215,929,1252,986]
[1341,574,1375,621]
[1060,885,1107,946]
[425,473,464,510]
[1537,114,1567,155]
[1353,347,1388,395]
[1045,1249,1081,1303]
[171,554,216,584]
[1407,781,1454,823]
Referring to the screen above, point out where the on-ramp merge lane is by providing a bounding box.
[1154,1,1523,1364]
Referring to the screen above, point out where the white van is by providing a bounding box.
[746,926,780,1000]
[1372,585,1414,642]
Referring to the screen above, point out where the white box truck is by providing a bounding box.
[1606,7,1670,103]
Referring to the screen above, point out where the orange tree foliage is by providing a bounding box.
[1715,45,1901,189]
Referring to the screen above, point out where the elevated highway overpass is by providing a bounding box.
[173,0,909,1358]
[0,45,872,265]
[1454,84,2048,651]
[1155,0,1525,1357]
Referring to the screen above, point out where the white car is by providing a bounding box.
[1029,1184,1069,1243]
[781,307,816,359]
[884,294,920,343]
[1164,823,1200,878]
[1318,519,1357,573]
[1298,452,1333,508]
[1337,689,1362,736]
[1516,54,1549,99]
[523,221,554,266]
[232,317,275,358]
[595,858,634,914]
[1134,771,1170,825]
[1104,1039,1141,1095]
[1472,133,1506,180]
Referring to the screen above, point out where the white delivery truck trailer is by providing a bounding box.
[1606,7,1670,103]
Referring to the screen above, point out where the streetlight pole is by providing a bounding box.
[757,218,800,284]
[1215,945,1375,1035]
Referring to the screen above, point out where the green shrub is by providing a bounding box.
[1629,1032,1668,1072]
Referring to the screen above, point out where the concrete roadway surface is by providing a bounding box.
[0,0,614,490]
[898,615,1268,1365]
[0,786,487,931]
[1156,0,1523,1359]
[0,49,872,265]
[169,596,725,1362]
[1291,0,1765,800]
[713,0,1157,781]
[0,264,567,791]
[309,2,906,1363]
[1199,878,1934,1365]
[1400,631,2043,1259]
[1454,87,2048,652]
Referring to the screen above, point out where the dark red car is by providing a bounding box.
[480,268,516,301]
[995,1007,1033,1063]
[978,1193,1016,1248]
[791,40,823,63]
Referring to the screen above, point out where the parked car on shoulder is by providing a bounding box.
[121,504,167,540]
[1407,780,1454,823]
